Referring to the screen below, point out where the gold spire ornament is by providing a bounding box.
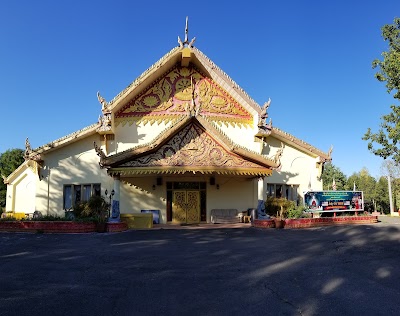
[178,17,196,48]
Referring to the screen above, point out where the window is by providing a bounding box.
[267,183,299,204]
[63,184,101,209]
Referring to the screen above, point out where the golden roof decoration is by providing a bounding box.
[101,116,276,177]
[114,65,253,127]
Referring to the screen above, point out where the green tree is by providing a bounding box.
[375,176,390,213]
[321,163,347,190]
[358,168,378,207]
[346,173,359,191]
[364,17,400,162]
[0,149,25,208]
[346,168,377,211]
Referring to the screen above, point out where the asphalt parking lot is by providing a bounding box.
[1,217,400,316]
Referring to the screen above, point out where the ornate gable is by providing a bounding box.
[105,118,274,177]
[114,65,253,127]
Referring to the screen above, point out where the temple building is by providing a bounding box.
[4,23,331,224]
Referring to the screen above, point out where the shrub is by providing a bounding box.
[31,215,69,221]
[82,196,109,223]
[265,197,296,218]
[72,202,88,219]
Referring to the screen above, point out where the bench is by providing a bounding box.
[210,209,241,224]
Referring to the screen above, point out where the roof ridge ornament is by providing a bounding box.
[24,137,32,160]
[178,16,196,48]
[258,98,273,132]
[97,91,108,112]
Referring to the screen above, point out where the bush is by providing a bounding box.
[286,206,309,219]
[29,215,69,221]
[265,197,296,218]
[72,202,88,219]
[82,196,109,223]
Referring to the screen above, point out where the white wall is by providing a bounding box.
[6,168,37,214]
[263,136,323,199]
[216,123,261,153]
[35,134,111,217]
[113,121,172,154]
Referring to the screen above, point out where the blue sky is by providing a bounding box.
[1,0,399,178]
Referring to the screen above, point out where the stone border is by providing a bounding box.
[0,221,128,233]
[253,216,379,229]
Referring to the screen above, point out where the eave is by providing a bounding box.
[108,166,272,177]
[28,123,99,156]
[271,127,331,161]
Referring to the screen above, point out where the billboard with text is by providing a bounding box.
[304,191,364,212]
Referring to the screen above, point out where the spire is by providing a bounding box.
[184,16,189,43]
[178,16,196,48]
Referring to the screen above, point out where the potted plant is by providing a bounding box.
[83,196,110,233]
[274,205,286,229]
[265,197,295,229]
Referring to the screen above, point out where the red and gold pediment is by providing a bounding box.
[115,65,253,127]
[107,120,272,176]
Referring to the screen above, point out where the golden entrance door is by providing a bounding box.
[172,190,200,224]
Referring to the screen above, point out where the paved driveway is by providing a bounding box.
[1,219,400,316]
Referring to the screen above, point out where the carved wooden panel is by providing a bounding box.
[115,66,252,126]
[172,190,200,224]
[120,123,263,170]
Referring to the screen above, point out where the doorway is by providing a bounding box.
[166,182,207,223]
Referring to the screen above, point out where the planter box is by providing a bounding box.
[254,216,378,229]
[0,221,128,233]
[252,219,275,228]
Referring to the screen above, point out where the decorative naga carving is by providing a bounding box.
[23,138,42,162]
[97,113,113,133]
[97,91,108,111]
[273,142,284,169]
[94,142,106,167]
[258,98,272,127]
[327,145,333,159]
[24,137,32,160]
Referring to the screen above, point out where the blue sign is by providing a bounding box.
[304,191,364,212]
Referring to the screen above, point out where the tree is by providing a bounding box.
[0,149,25,208]
[375,176,390,213]
[364,17,400,162]
[321,163,347,190]
[357,168,377,205]
[346,168,378,211]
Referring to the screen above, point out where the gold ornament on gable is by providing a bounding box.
[115,66,253,127]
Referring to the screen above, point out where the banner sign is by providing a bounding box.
[304,191,364,212]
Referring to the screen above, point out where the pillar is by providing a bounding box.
[110,174,120,222]
[258,177,265,201]
[257,177,266,214]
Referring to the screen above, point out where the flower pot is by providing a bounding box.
[274,219,285,229]
[95,222,107,233]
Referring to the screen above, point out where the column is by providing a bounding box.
[257,177,265,201]
[257,177,266,215]
[110,174,120,222]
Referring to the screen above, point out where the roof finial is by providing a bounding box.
[184,16,189,43]
[178,16,196,48]
[24,137,32,160]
